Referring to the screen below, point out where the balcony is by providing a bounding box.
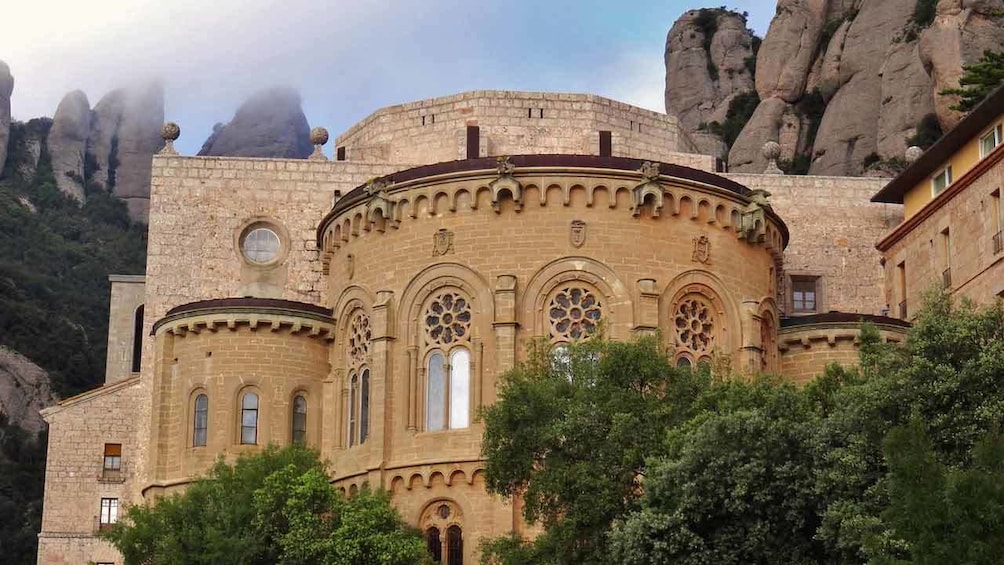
[994,231,1003,255]
[899,300,908,320]
[942,268,952,289]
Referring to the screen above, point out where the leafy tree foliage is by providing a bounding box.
[941,50,1004,112]
[484,293,1004,564]
[103,445,426,565]
[479,337,708,564]
[0,416,46,564]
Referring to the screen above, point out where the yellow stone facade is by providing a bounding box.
[38,90,920,564]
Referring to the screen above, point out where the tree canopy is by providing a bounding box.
[103,445,427,565]
[941,50,1004,112]
[480,292,1004,564]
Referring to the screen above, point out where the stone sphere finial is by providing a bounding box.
[905,145,923,163]
[309,126,330,161]
[159,122,180,155]
[762,140,783,175]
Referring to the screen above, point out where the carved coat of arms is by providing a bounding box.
[692,235,711,264]
[433,229,455,256]
[570,220,586,248]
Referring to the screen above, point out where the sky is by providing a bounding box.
[2,0,776,155]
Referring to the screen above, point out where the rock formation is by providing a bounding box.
[665,8,756,160]
[108,83,165,221]
[198,87,313,159]
[667,0,1004,175]
[0,346,56,434]
[0,61,12,177]
[46,90,91,201]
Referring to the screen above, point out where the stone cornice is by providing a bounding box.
[153,298,335,339]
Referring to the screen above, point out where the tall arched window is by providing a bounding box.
[447,525,463,565]
[426,527,442,562]
[346,310,371,447]
[193,393,208,447]
[423,291,472,431]
[292,394,307,444]
[131,305,144,373]
[421,500,463,564]
[240,392,259,445]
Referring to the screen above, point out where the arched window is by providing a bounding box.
[346,310,371,447]
[676,356,692,369]
[349,374,358,446]
[131,305,144,373]
[240,392,259,445]
[447,525,463,565]
[193,393,208,447]
[292,394,307,444]
[547,284,603,344]
[426,527,442,563]
[422,291,473,431]
[669,288,727,365]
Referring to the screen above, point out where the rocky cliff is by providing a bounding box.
[666,1,1004,175]
[198,87,313,159]
[0,62,13,177]
[0,347,55,434]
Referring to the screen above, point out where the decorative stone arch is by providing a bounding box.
[757,296,780,374]
[522,256,633,342]
[399,263,494,346]
[632,180,664,217]
[490,175,523,212]
[661,270,742,366]
[365,195,394,232]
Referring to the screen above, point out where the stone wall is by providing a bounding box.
[104,275,146,384]
[879,156,1004,316]
[779,321,908,383]
[37,378,141,564]
[727,173,902,315]
[335,90,711,170]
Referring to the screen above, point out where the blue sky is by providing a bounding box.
[3,0,776,155]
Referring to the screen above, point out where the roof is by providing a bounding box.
[872,85,1004,204]
[780,312,911,329]
[153,297,333,334]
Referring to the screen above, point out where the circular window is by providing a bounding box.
[241,227,281,264]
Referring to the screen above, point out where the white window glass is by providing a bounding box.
[932,166,952,195]
[292,395,307,444]
[241,393,259,445]
[449,349,470,429]
[242,227,281,263]
[427,352,446,431]
[194,394,208,447]
[100,498,119,525]
[980,125,1002,158]
[348,374,358,446]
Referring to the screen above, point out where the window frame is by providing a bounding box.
[99,497,119,530]
[790,276,820,314]
[239,391,259,445]
[931,165,952,196]
[102,443,122,472]
[424,346,472,432]
[979,123,1003,159]
[291,393,307,445]
[193,393,208,447]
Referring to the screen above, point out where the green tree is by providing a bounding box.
[479,337,708,564]
[941,50,1004,112]
[103,445,426,565]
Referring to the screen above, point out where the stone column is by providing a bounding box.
[740,299,764,373]
[493,275,518,373]
[634,278,660,336]
[371,290,395,471]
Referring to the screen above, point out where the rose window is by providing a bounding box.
[674,297,715,353]
[424,292,472,346]
[548,286,602,341]
[348,311,371,366]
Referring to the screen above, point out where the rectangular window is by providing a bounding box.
[941,227,952,288]
[931,165,952,196]
[466,125,480,159]
[99,498,119,529]
[980,124,1003,158]
[599,130,612,157]
[103,443,122,472]
[898,261,908,319]
[791,277,819,313]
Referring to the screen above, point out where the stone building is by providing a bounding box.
[39,90,926,564]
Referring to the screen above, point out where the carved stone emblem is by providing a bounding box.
[346,253,355,279]
[365,177,391,196]
[432,229,455,256]
[496,155,516,177]
[692,235,711,264]
[638,161,661,182]
[570,220,586,248]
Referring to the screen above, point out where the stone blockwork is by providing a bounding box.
[878,151,1004,317]
[727,173,902,315]
[336,91,711,170]
[104,275,146,384]
[37,377,141,564]
[779,315,909,383]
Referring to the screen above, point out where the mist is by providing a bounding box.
[3,0,775,155]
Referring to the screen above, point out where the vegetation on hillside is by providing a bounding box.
[0,415,46,564]
[479,292,1004,564]
[941,50,1004,112]
[103,445,427,565]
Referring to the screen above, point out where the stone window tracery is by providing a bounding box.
[422,291,472,431]
[346,309,371,447]
[421,500,464,564]
[674,296,716,355]
[547,285,603,343]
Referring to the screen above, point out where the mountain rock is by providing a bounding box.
[664,8,756,136]
[46,90,91,201]
[755,0,827,103]
[0,61,12,177]
[198,87,313,159]
[86,83,164,222]
[0,347,56,434]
